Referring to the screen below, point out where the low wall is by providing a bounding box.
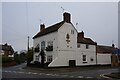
[2,61,16,67]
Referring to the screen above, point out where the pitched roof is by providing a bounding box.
[0,44,14,52]
[77,37,97,45]
[97,45,116,54]
[33,21,65,39]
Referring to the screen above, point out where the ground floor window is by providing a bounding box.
[83,55,86,61]
[35,55,39,61]
[47,55,52,62]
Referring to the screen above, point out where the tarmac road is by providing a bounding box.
[2,63,119,80]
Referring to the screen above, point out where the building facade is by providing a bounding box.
[0,43,14,57]
[33,12,114,67]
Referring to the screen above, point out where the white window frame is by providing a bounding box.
[41,41,45,50]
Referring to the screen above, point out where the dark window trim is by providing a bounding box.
[86,44,89,49]
[83,62,87,63]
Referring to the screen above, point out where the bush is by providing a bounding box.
[2,56,12,63]
[14,52,21,64]
[34,61,41,65]
[27,48,33,64]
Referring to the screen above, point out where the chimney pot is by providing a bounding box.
[63,12,71,23]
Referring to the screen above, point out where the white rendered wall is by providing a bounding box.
[97,53,111,65]
[76,44,96,66]
[33,32,58,62]
[33,22,98,67]
[57,23,77,50]
[48,22,78,67]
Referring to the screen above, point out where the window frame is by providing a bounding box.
[77,44,80,48]
[82,55,87,62]
[71,30,74,34]
[47,55,52,62]
[86,44,89,49]
[35,55,39,61]
[41,41,45,50]
[46,41,53,51]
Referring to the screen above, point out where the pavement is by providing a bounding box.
[2,63,119,80]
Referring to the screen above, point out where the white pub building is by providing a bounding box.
[33,12,115,67]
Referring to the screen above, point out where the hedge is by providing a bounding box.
[2,56,13,63]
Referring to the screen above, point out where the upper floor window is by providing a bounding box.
[41,41,45,50]
[46,41,53,51]
[86,44,89,49]
[71,30,74,34]
[34,44,39,52]
[77,44,80,48]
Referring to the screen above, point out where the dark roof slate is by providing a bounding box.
[0,44,14,52]
[33,21,65,39]
[97,45,116,54]
[77,37,97,45]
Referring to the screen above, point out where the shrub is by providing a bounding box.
[2,56,12,63]
[34,61,41,65]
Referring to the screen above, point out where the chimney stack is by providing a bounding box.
[40,24,45,32]
[112,44,115,48]
[78,31,84,38]
[63,12,71,23]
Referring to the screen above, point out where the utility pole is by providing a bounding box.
[27,36,29,52]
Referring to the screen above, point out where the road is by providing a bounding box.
[2,63,119,79]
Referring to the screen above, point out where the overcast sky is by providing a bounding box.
[2,2,118,51]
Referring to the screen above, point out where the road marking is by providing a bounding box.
[46,74,53,76]
[17,72,24,74]
[86,76,93,78]
[52,74,59,76]
[27,72,32,74]
[6,71,12,73]
[3,71,9,72]
[12,71,17,73]
[19,67,23,70]
[32,73,38,75]
[100,74,110,79]
[61,75,68,77]
[78,76,84,78]
[39,73,45,75]
[69,76,74,78]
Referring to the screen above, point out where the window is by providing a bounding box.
[86,44,89,49]
[71,30,74,34]
[46,41,53,51]
[41,41,45,50]
[83,55,86,62]
[77,44,80,48]
[47,55,52,62]
[35,44,39,52]
[35,56,39,61]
